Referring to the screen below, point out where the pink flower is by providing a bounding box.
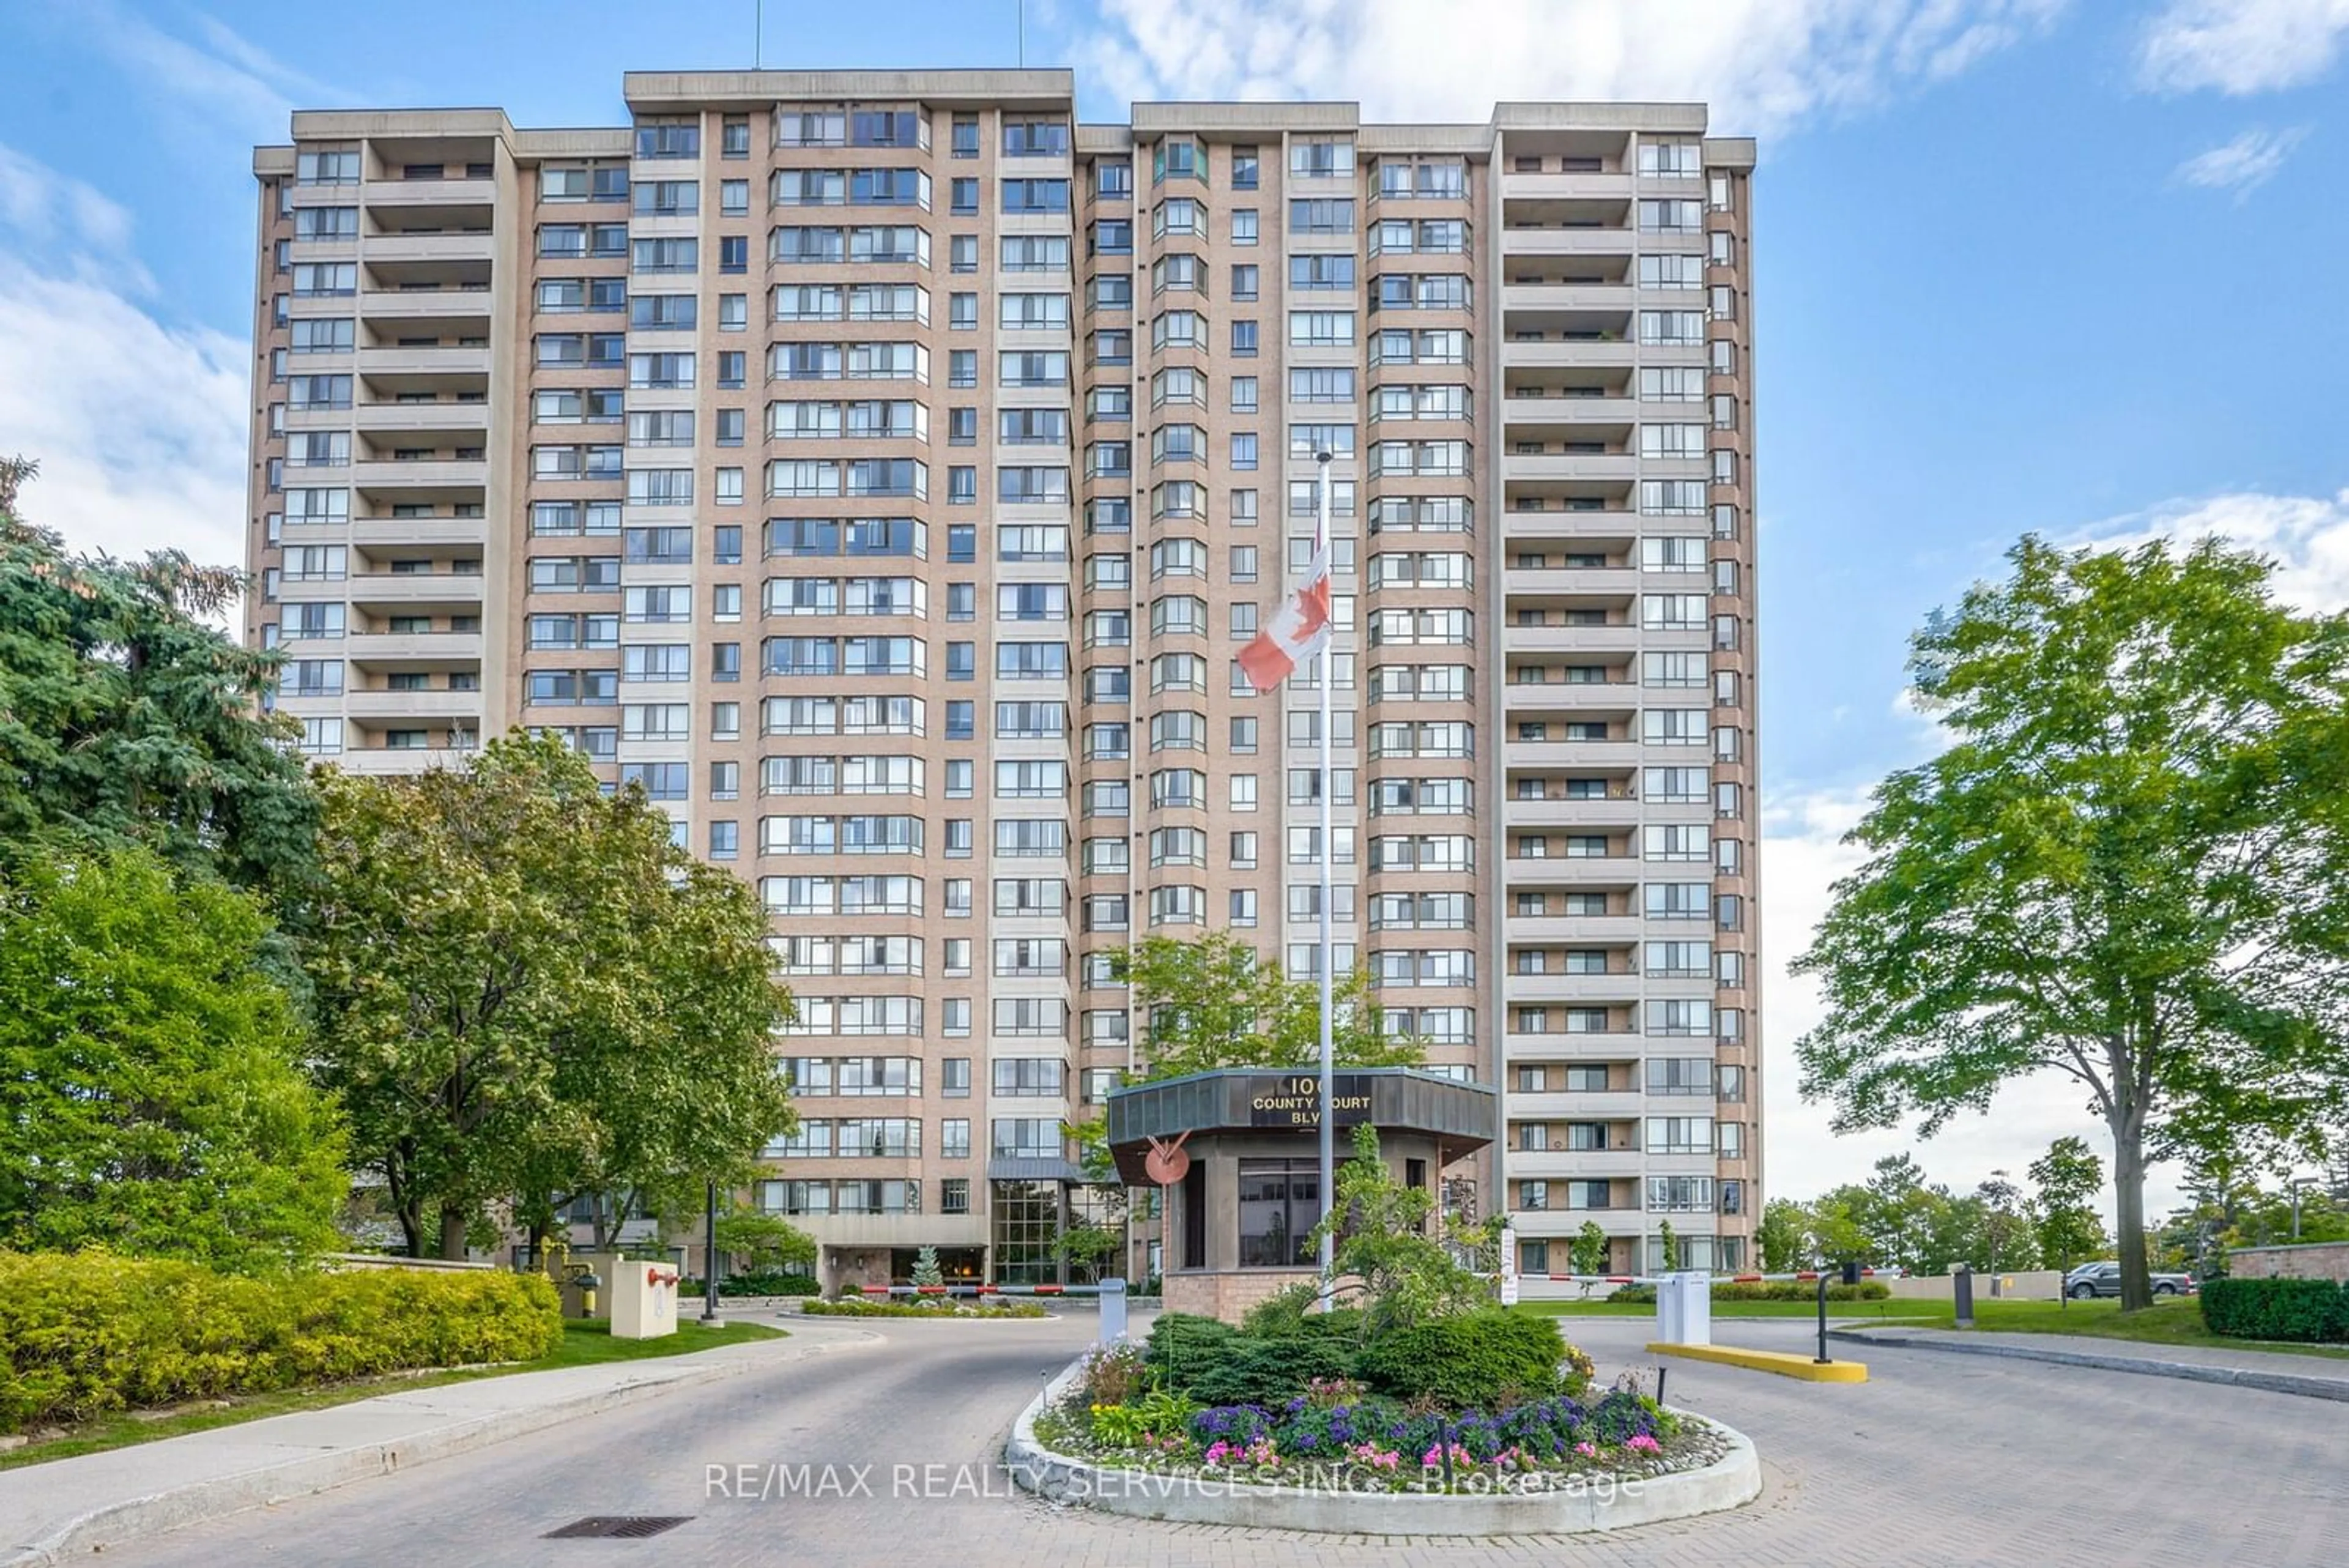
[1574,1441,1599,1458]
[1627,1434,1662,1454]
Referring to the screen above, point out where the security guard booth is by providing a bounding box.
[1105,1066,1497,1324]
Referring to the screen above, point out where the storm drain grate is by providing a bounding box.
[543,1516,693,1540]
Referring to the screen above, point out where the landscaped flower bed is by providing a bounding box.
[1037,1374,1720,1493]
[798,1295,1047,1320]
[1033,1325,1724,1494]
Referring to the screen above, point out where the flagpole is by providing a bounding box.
[1315,450,1335,1304]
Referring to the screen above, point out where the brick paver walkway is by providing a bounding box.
[81,1312,2349,1567]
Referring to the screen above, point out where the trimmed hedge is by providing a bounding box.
[0,1251,562,1433]
[798,1296,1046,1319]
[678,1271,820,1299]
[2199,1277,2349,1343]
[1357,1310,1567,1410]
[1608,1280,1891,1304]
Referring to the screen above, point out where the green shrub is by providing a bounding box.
[1238,1282,1323,1339]
[1357,1310,1566,1410]
[1143,1311,1239,1391]
[680,1271,818,1299]
[2199,1277,2349,1343]
[0,1251,562,1433]
[1184,1334,1359,1406]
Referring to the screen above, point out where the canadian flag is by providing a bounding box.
[1238,534,1332,693]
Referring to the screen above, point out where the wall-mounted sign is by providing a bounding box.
[1245,1073,1376,1129]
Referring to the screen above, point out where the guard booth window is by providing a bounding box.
[1238,1159,1321,1266]
[1180,1160,1206,1269]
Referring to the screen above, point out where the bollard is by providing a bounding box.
[1953,1263,1975,1329]
[1098,1276,1129,1343]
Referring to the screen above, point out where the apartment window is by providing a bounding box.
[1231,208,1258,245]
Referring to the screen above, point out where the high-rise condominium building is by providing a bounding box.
[245,70,1759,1289]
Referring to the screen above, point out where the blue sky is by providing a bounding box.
[2,0,2345,1213]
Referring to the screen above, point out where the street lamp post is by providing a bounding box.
[700,1179,724,1327]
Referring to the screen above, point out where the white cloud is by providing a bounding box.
[2172,125,2311,196]
[0,146,138,262]
[2139,0,2349,94]
[2079,487,2349,611]
[71,1,346,141]
[1074,0,2072,135]
[0,146,247,568]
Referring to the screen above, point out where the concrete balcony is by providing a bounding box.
[1504,1031,1641,1062]
[1504,797,1690,830]
[1504,740,1646,771]
[357,289,494,324]
[357,345,490,378]
[344,631,484,664]
[1499,228,1637,256]
[1501,284,1633,315]
[343,573,486,609]
[350,458,487,492]
[1504,972,1643,1003]
[1499,623,1641,656]
[365,231,495,266]
[351,515,486,549]
[1503,915,1644,945]
[1502,855,1639,886]
[363,177,495,209]
[344,688,487,721]
[1500,340,1638,368]
[1504,567,1638,598]
[1502,396,1638,426]
[1505,1209,1642,1240]
[352,401,490,439]
[1503,451,1638,485]
[1507,1149,1647,1181]
[327,746,480,776]
[1502,174,1633,201]
[1506,1091,1643,1121]
[1500,509,1640,541]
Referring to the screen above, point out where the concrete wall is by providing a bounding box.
[2229,1241,2349,1282]
[1882,1269,2063,1302]
[1163,1268,1319,1323]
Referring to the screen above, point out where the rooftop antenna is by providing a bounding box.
[755,0,764,67]
[1018,0,1025,67]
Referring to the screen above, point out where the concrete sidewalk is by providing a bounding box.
[0,1320,876,1568]
[1830,1323,2349,1402]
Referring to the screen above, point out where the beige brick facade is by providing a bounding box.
[243,70,1762,1287]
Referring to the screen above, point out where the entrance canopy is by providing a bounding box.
[1104,1066,1496,1184]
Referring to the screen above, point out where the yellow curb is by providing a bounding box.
[1646,1342,1869,1382]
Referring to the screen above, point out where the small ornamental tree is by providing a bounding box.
[1756,1198,1808,1273]
[1570,1219,1610,1279]
[911,1246,944,1289]
[1311,1124,1496,1338]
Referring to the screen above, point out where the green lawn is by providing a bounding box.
[1519,1295,2349,1362]
[0,1318,785,1472]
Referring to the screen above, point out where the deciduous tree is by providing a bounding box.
[2030,1135,2109,1288]
[1796,537,2349,1309]
[1112,932,1423,1079]
[0,844,344,1269]
[300,734,794,1258]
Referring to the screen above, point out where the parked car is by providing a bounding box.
[2064,1261,2195,1299]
